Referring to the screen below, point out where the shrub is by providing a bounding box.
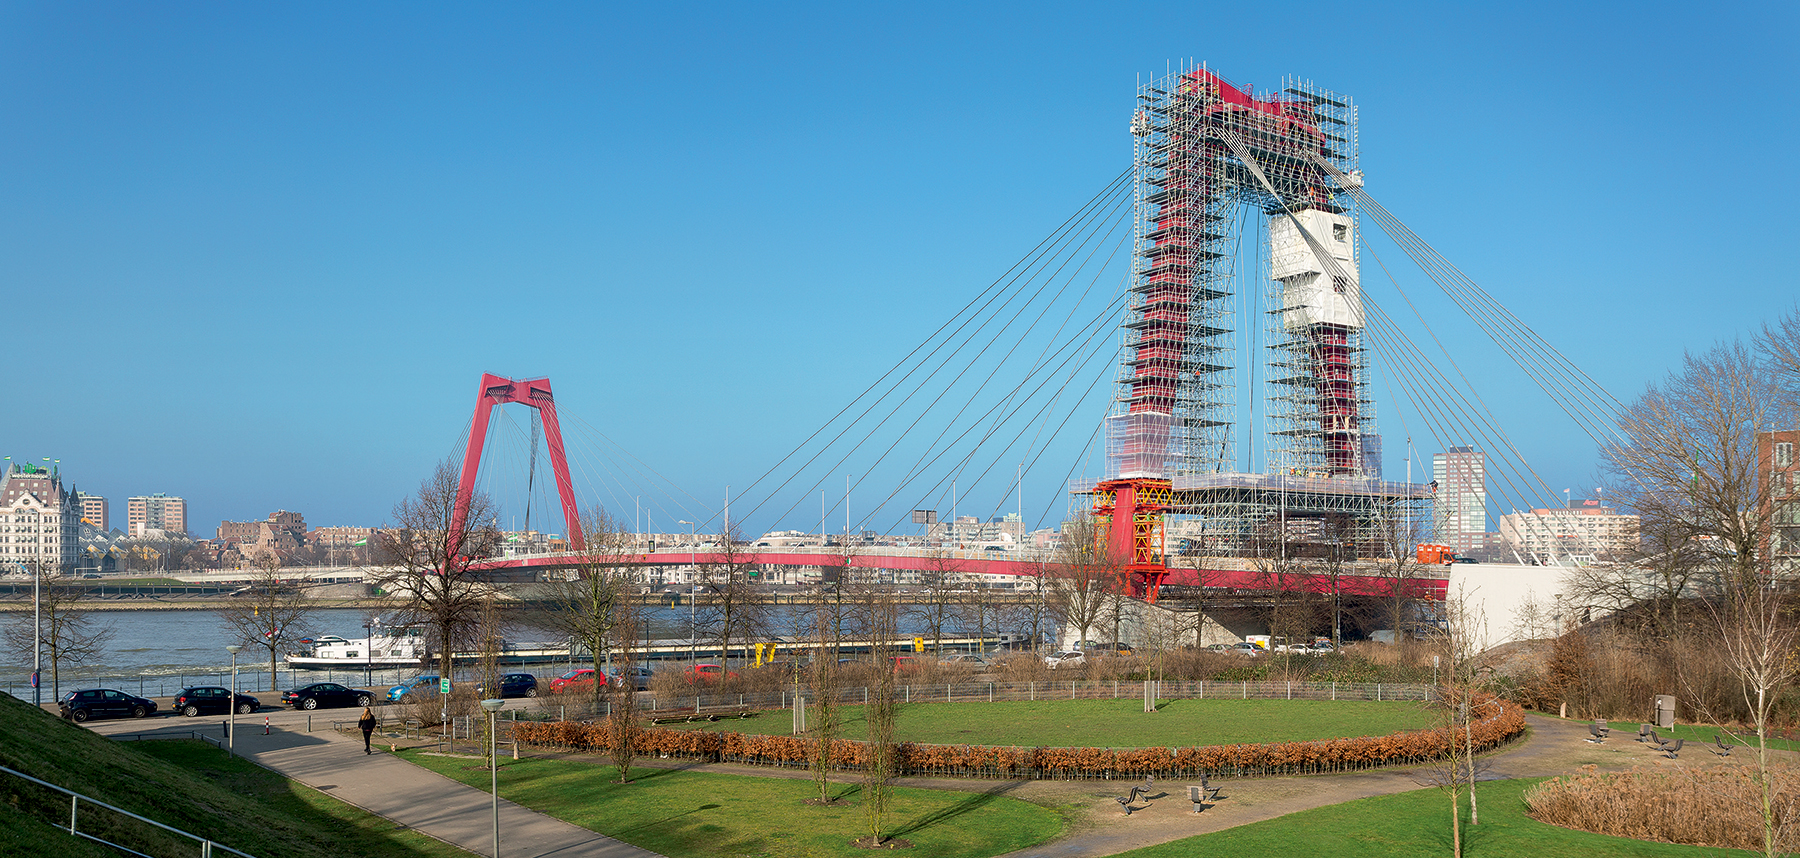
[510,694,1526,781]
[1525,764,1800,851]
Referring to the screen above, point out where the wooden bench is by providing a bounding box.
[647,709,760,725]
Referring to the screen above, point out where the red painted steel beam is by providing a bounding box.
[450,373,587,553]
[473,551,1449,601]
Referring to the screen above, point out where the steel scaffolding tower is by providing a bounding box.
[1085,64,1429,596]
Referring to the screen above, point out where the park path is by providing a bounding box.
[87,711,665,858]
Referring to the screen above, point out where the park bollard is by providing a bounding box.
[263,717,270,735]
[222,721,229,740]
[307,715,312,732]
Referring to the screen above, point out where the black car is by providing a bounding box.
[59,688,158,722]
[281,682,373,710]
[477,673,538,699]
[173,686,260,717]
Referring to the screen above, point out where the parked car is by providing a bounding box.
[173,686,260,716]
[1204,643,1232,653]
[1305,642,1337,655]
[386,675,441,704]
[550,668,603,694]
[1082,642,1134,656]
[1044,650,1087,670]
[755,661,807,678]
[1228,642,1262,656]
[283,682,373,710]
[59,689,158,722]
[888,655,922,671]
[683,663,739,683]
[938,653,989,667]
[605,666,655,690]
[477,673,538,699]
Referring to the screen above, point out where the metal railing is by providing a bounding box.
[507,679,1436,722]
[0,763,259,858]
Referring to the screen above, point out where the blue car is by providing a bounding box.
[386,675,440,704]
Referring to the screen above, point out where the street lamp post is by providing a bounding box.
[225,645,243,757]
[480,698,506,858]
[678,520,696,667]
[364,618,375,687]
[32,561,41,707]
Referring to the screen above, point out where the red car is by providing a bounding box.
[888,655,922,671]
[549,668,606,694]
[682,663,739,683]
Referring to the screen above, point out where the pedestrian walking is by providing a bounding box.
[358,707,378,754]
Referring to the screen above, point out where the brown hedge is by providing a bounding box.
[509,694,1525,781]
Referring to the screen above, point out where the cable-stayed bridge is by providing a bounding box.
[441,64,1618,614]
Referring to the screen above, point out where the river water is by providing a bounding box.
[4,604,1005,702]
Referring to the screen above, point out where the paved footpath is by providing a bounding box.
[87,710,665,858]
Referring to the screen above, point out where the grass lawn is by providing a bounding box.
[1109,778,1757,858]
[663,698,1435,748]
[133,741,475,857]
[0,691,469,858]
[402,749,1064,858]
[1600,719,1800,752]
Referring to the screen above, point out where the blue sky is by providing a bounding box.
[4,2,1795,540]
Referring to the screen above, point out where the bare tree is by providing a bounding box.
[1413,587,1485,857]
[1689,584,1800,858]
[477,593,504,769]
[216,555,314,690]
[694,526,768,670]
[907,550,962,654]
[531,509,637,719]
[1762,307,1800,404]
[1601,340,1785,589]
[861,591,900,846]
[1,566,113,701]
[608,594,644,784]
[954,585,1002,655]
[998,559,1056,654]
[808,588,844,805]
[1046,518,1124,648]
[374,459,505,681]
[1370,506,1433,639]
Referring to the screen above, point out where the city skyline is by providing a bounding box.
[5,3,1794,539]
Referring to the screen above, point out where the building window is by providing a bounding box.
[1777,442,1794,469]
[1333,223,1347,242]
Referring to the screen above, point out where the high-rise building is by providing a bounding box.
[1433,446,1487,554]
[75,492,109,532]
[0,461,82,570]
[1761,429,1799,576]
[1498,501,1639,563]
[128,493,187,536]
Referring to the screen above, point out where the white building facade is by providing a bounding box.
[0,462,82,571]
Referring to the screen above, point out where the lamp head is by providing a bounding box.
[479,698,505,713]
[225,645,243,654]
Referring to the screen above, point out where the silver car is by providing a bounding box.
[1044,650,1087,669]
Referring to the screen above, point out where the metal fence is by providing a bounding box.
[508,679,1435,722]
[1,667,424,702]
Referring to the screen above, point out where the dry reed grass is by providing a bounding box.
[1524,763,1800,851]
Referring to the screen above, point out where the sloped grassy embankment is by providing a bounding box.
[0,693,470,858]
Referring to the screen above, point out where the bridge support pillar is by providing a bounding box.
[1090,478,1171,603]
[452,374,585,551]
